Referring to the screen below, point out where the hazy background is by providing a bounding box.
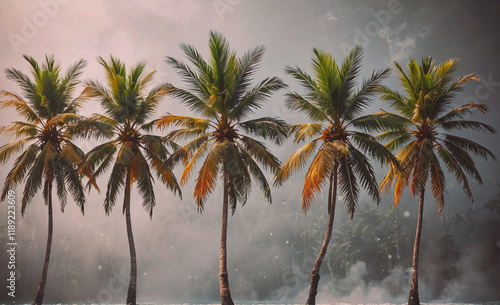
[0,0,499,303]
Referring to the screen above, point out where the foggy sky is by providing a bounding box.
[1,0,499,303]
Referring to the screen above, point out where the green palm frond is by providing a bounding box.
[338,155,359,219]
[136,151,156,218]
[236,135,281,173]
[284,92,331,123]
[231,76,287,120]
[343,68,390,120]
[443,134,495,160]
[21,143,56,214]
[351,132,399,167]
[439,120,496,133]
[429,153,445,211]
[238,146,272,203]
[238,117,288,145]
[349,146,381,205]
[104,161,127,215]
[1,144,40,200]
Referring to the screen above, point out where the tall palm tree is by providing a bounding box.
[159,31,287,305]
[77,56,180,305]
[0,55,88,304]
[274,46,400,305]
[378,57,496,305]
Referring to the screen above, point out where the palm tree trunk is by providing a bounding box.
[220,174,234,305]
[33,179,53,305]
[125,169,137,305]
[306,166,338,305]
[408,188,425,305]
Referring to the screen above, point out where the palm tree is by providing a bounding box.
[274,46,400,305]
[0,55,88,304]
[77,56,180,305]
[378,57,496,305]
[158,31,287,305]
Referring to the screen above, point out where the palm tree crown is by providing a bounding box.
[274,46,399,217]
[78,56,180,216]
[160,31,288,213]
[0,55,87,213]
[379,57,496,210]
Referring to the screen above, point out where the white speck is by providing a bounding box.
[235,268,238,271]
[170,245,174,249]
[388,254,392,259]
[144,272,147,276]
[275,255,279,259]
[404,211,410,217]
[98,265,102,270]
[285,240,289,244]
[270,232,273,236]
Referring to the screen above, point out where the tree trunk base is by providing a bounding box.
[220,272,234,305]
[126,289,136,305]
[408,287,419,305]
[306,272,320,305]
[33,291,44,305]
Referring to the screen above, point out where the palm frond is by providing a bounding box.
[288,123,324,143]
[429,153,445,212]
[274,139,320,186]
[238,117,288,145]
[231,76,287,120]
[301,141,344,211]
[237,135,281,174]
[439,120,496,134]
[103,161,127,215]
[0,91,40,123]
[284,92,331,123]
[194,141,227,211]
[1,144,40,201]
[338,155,359,219]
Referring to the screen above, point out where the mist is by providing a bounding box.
[1,0,500,304]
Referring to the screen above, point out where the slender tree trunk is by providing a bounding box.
[408,188,425,305]
[125,169,137,305]
[306,166,338,305]
[220,174,234,305]
[33,180,53,305]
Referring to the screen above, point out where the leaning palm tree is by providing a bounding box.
[378,57,496,305]
[158,31,287,305]
[0,55,88,304]
[274,46,400,305]
[77,56,180,305]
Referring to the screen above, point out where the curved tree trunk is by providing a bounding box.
[220,174,234,305]
[125,169,137,305]
[33,179,53,305]
[408,188,425,305]
[306,166,338,305]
